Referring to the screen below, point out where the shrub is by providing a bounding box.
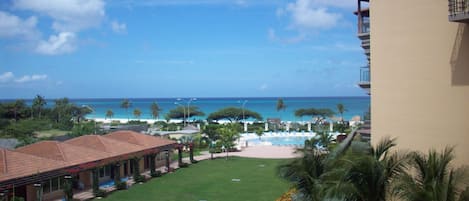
[115,181,127,190]
[134,175,146,183]
[151,170,162,177]
[93,189,106,198]
[179,162,190,168]
[12,197,25,201]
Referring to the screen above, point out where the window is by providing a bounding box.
[99,167,105,177]
[43,180,51,193]
[105,165,111,177]
[51,177,59,191]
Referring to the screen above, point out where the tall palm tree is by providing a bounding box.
[133,108,142,120]
[336,103,347,122]
[105,109,114,120]
[150,102,162,119]
[395,147,469,201]
[276,98,287,121]
[32,94,46,118]
[120,99,131,120]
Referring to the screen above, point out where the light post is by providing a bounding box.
[34,183,42,201]
[187,98,197,125]
[174,102,186,127]
[238,100,248,123]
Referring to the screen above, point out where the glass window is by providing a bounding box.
[59,177,65,190]
[99,167,105,177]
[51,177,59,191]
[43,180,51,193]
[105,165,111,177]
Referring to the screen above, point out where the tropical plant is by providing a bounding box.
[255,128,264,140]
[105,109,114,120]
[32,94,46,118]
[394,146,469,201]
[336,103,347,122]
[207,107,262,122]
[325,137,409,201]
[278,140,328,201]
[276,98,287,120]
[150,102,162,119]
[218,123,241,159]
[120,99,132,120]
[133,108,142,120]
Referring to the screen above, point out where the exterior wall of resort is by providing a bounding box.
[370,0,469,166]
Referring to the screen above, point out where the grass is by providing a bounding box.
[35,129,69,138]
[100,157,290,201]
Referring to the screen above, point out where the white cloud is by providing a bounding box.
[285,0,342,30]
[259,83,268,91]
[268,28,305,44]
[0,72,48,84]
[36,32,76,55]
[13,0,106,32]
[14,74,48,83]
[111,20,127,34]
[0,72,14,83]
[0,11,39,39]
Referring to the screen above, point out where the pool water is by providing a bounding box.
[246,136,312,146]
[99,177,129,188]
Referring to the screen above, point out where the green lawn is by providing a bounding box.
[100,157,291,201]
[35,129,69,138]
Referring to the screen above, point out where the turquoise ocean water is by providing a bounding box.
[70,97,368,122]
[4,97,370,122]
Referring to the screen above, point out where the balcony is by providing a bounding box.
[358,66,370,94]
[449,0,469,22]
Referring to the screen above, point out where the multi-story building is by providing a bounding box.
[360,0,469,166]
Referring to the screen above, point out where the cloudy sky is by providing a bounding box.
[0,0,368,99]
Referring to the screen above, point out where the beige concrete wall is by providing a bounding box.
[370,0,469,166]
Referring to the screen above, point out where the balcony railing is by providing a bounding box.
[360,66,370,83]
[449,0,469,22]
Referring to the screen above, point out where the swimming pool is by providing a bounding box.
[99,177,129,188]
[240,132,318,147]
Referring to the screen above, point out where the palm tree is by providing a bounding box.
[133,108,142,120]
[278,139,328,201]
[336,103,347,122]
[120,99,132,120]
[395,147,469,201]
[326,137,409,201]
[32,94,46,118]
[150,102,162,119]
[276,98,286,120]
[105,109,114,120]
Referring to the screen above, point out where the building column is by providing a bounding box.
[92,168,99,193]
[165,151,170,172]
[63,175,73,201]
[33,183,42,201]
[149,154,156,176]
[177,145,183,166]
[189,143,195,163]
[114,162,121,184]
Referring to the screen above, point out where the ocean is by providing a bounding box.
[12,97,369,122]
[1,97,370,122]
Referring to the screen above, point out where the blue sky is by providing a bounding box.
[0,0,367,99]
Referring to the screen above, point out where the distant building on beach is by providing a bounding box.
[358,0,469,166]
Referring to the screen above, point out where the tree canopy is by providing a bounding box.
[207,107,263,122]
[276,98,287,112]
[166,106,205,120]
[294,108,334,123]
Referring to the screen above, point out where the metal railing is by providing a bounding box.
[449,0,469,21]
[359,17,370,34]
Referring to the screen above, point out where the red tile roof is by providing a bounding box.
[104,130,175,148]
[0,131,175,185]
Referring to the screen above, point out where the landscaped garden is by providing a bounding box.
[99,157,290,201]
